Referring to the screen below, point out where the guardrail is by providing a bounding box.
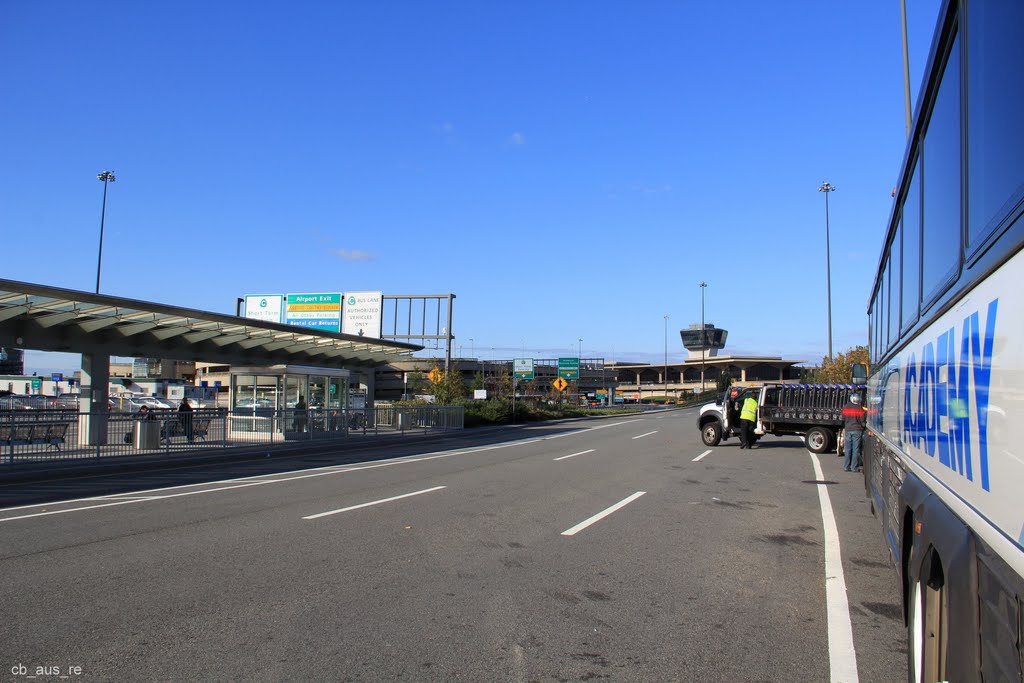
[1,405,464,466]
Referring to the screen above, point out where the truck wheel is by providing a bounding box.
[806,427,832,454]
[701,421,722,447]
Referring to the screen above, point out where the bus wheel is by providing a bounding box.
[806,427,832,454]
[909,550,947,683]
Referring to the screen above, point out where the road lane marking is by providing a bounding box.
[0,420,648,522]
[809,452,860,683]
[553,449,595,461]
[631,431,658,440]
[692,450,712,462]
[587,420,642,430]
[561,491,646,536]
[0,498,163,522]
[303,485,446,520]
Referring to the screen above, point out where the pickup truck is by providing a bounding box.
[696,383,864,454]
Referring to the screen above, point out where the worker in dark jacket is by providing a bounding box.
[739,395,758,449]
[178,398,194,442]
[842,392,867,472]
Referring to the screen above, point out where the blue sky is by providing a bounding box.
[1,1,941,371]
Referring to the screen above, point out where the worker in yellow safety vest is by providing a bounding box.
[739,395,758,449]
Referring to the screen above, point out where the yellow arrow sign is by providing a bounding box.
[428,369,442,383]
[553,377,568,392]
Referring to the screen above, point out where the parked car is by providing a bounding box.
[184,397,213,409]
[55,393,82,410]
[145,397,179,410]
[11,394,58,410]
[236,398,274,409]
[131,396,166,409]
[113,396,151,413]
[0,395,33,411]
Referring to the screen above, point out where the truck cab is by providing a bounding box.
[697,386,761,447]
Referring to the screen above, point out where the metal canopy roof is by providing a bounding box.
[0,279,422,368]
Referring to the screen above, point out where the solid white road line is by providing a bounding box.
[553,449,595,461]
[561,491,647,536]
[809,452,860,683]
[303,485,447,520]
[691,449,712,462]
[631,431,658,440]
[0,420,649,523]
[0,497,166,523]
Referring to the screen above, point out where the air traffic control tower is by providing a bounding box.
[680,324,727,358]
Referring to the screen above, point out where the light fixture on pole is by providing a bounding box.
[95,171,116,293]
[663,315,669,399]
[818,181,836,360]
[700,282,707,393]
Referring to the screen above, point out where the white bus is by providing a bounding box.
[865,1,1024,681]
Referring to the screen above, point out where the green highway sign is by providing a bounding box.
[514,358,534,380]
[30,377,42,391]
[557,357,580,380]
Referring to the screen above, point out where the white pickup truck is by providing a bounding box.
[696,383,863,453]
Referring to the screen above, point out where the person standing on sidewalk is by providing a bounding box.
[842,392,867,472]
[739,394,758,449]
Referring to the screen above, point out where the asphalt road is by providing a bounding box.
[0,408,906,682]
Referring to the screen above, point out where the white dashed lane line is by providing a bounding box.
[303,485,447,520]
[691,450,712,462]
[631,431,658,440]
[561,491,647,536]
[554,449,595,461]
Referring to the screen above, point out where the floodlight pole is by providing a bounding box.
[95,171,116,293]
[663,316,668,399]
[700,282,707,393]
[819,182,836,361]
[578,338,583,404]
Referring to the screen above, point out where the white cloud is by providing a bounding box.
[431,122,457,142]
[509,131,526,145]
[630,181,672,194]
[331,249,374,262]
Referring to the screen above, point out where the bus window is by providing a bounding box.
[901,167,921,332]
[967,0,1024,249]
[921,32,961,304]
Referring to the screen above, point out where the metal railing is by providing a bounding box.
[1,405,464,467]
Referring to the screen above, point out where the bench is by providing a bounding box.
[0,420,70,451]
[161,417,211,443]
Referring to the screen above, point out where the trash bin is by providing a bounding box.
[397,411,410,431]
[134,420,161,449]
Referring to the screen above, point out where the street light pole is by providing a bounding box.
[700,282,707,393]
[578,337,583,405]
[818,182,836,360]
[663,316,669,399]
[95,171,116,293]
